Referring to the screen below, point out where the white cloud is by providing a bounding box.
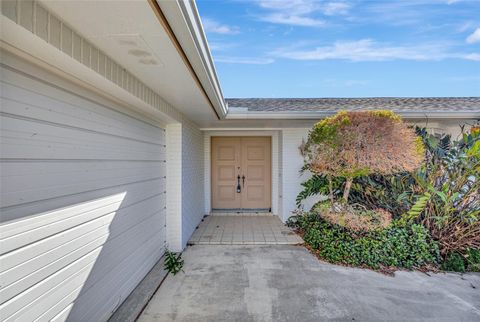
[258,0,317,14]
[323,2,351,16]
[457,21,476,32]
[256,0,326,27]
[208,42,239,52]
[259,13,325,27]
[466,28,480,44]
[273,39,435,61]
[463,53,480,61]
[202,18,240,35]
[215,56,275,64]
[273,39,477,62]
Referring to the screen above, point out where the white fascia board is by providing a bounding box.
[159,0,227,118]
[226,110,480,120]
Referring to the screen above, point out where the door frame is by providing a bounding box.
[204,131,280,216]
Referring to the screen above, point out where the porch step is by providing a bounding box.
[210,211,275,216]
[188,215,303,245]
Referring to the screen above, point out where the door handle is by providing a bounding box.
[236,175,241,193]
[242,175,245,188]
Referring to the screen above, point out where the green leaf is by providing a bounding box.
[435,191,447,203]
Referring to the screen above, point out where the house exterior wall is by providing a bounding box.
[181,122,205,248]
[166,121,205,252]
[204,134,212,214]
[279,128,311,221]
[0,54,168,322]
[410,119,478,139]
[166,124,182,252]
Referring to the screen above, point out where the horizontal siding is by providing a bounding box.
[1,158,165,208]
[1,66,166,144]
[0,59,167,321]
[1,115,165,161]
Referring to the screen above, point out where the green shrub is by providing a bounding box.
[441,253,465,272]
[291,213,439,270]
[295,173,415,217]
[466,249,480,272]
[408,128,479,259]
[440,249,480,272]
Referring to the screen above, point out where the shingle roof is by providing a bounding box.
[225,97,480,113]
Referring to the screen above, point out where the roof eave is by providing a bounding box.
[154,0,227,119]
[225,110,480,120]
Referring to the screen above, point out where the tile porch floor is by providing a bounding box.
[188,215,303,245]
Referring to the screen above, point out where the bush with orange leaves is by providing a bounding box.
[302,110,424,203]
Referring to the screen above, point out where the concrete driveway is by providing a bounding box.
[138,245,480,322]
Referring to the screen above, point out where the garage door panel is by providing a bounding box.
[1,214,112,274]
[1,116,165,161]
[1,161,166,207]
[1,214,164,316]
[2,210,166,304]
[39,234,165,322]
[0,61,167,321]
[71,233,165,322]
[0,208,166,298]
[1,193,166,257]
[4,228,165,322]
[1,205,165,290]
[76,217,165,295]
[1,247,101,321]
[1,229,108,303]
[0,177,165,226]
[1,69,165,143]
[3,161,166,182]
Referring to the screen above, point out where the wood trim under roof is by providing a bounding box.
[147,0,222,120]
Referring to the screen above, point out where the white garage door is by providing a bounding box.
[0,58,167,321]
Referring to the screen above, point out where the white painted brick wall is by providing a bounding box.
[166,121,205,251]
[204,134,211,214]
[281,128,311,221]
[271,132,280,215]
[277,131,283,219]
[407,119,477,139]
[166,124,182,251]
[181,121,205,248]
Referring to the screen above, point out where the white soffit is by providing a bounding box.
[39,0,219,126]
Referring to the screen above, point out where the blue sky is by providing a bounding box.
[196,0,480,98]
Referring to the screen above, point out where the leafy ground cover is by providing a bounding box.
[288,212,439,271]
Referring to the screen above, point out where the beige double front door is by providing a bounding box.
[211,137,271,210]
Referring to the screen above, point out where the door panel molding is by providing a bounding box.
[211,137,241,209]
